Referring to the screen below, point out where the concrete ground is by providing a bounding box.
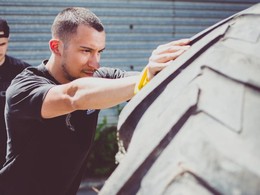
[77,178,106,195]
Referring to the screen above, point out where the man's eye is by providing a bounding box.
[81,49,91,53]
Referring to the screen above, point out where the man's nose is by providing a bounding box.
[88,54,100,70]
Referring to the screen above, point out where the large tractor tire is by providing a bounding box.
[100,3,260,195]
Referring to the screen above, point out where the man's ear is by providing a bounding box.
[49,39,61,55]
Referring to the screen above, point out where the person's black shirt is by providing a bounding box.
[0,61,136,195]
[0,55,30,168]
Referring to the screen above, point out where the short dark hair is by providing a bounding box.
[51,7,104,43]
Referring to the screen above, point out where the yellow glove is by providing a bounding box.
[134,66,149,94]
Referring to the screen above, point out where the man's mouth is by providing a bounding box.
[82,70,95,76]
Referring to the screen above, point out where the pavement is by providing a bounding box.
[77,178,106,195]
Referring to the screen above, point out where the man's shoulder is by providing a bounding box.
[94,67,139,78]
[7,64,54,98]
[15,64,50,83]
[5,55,31,68]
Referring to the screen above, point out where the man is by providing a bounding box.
[0,18,30,168]
[0,7,190,195]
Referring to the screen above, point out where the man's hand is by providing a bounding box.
[147,39,190,80]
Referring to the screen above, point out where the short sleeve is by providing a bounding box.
[5,71,54,121]
[94,67,139,78]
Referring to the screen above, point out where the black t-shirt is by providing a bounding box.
[0,61,137,195]
[0,55,30,168]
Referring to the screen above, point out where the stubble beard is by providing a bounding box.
[61,61,77,82]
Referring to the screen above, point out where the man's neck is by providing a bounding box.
[0,55,6,66]
[45,55,67,84]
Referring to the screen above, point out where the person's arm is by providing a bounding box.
[41,76,138,119]
[41,39,190,119]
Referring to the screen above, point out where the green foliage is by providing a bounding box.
[85,117,119,178]
[85,104,126,178]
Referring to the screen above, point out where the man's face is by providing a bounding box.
[60,24,106,82]
[0,37,8,65]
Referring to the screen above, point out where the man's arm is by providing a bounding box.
[41,39,190,119]
[41,75,138,119]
